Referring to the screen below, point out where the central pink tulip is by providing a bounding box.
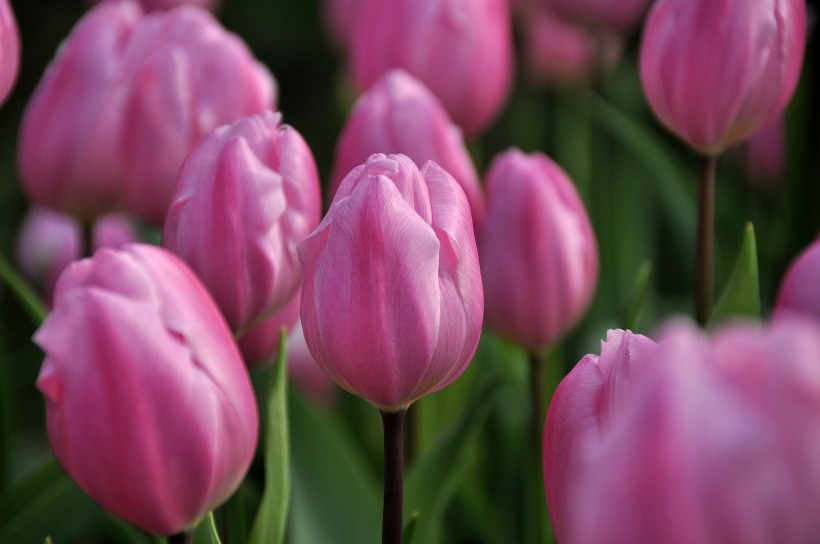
[298,153,483,411]
[35,244,258,536]
[639,0,806,156]
[544,320,820,544]
[163,111,321,333]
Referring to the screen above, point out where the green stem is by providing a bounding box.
[528,351,544,456]
[381,409,406,544]
[696,155,717,325]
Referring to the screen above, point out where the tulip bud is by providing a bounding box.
[19,1,275,223]
[35,244,258,536]
[15,207,139,303]
[0,0,19,105]
[237,290,300,369]
[89,0,221,11]
[745,116,787,189]
[479,149,598,351]
[299,153,483,411]
[330,69,485,227]
[544,320,820,544]
[164,111,321,333]
[774,238,820,323]
[521,7,623,88]
[350,0,514,137]
[322,0,364,50]
[541,0,651,33]
[639,0,807,156]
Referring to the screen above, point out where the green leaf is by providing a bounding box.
[0,252,47,325]
[621,260,653,331]
[711,222,761,324]
[404,380,503,544]
[402,512,419,544]
[206,512,222,544]
[288,390,381,544]
[248,329,290,544]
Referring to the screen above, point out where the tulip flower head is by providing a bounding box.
[542,0,651,33]
[164,111,321,333]
[330,69,485,226]
[19,0,275,223]
[544,320,820,544]
[350,0,514,137]
[35,244,258,536]
[479,149,598,351]
[774,238,820,323]
[0,0,19,106]
[639,0,807,156]
[89,0,221,11]
[299,153,483,411]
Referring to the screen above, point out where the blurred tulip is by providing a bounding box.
[640,0,807,156]
[774,238,820,322]
[745,116,787,189]
[299,153,483,411]
[0,0,19,105]
[322,0,364,50]
[15,207,139,303]
[330,69,485,226]
[287,318,337,406]
[237,289,300,369]
[545,320,820,544]
[35,244,258,536]
[479,149,598,351]
[19,1,275,223]
[89,0,220,11]
[164,111,321,332]
[350,0,513,137]
[542,0,651,32]
[521,7,623,88]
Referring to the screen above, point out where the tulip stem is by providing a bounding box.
[81,221,94,258]
[696,155,717,325]
[528,351,545,455]
[381,408,406,544]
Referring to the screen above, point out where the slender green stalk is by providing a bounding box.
[381,409,406,544]
[696,155,718,325]
[528,351,544,456]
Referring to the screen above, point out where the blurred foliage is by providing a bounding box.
[1,0,819,542]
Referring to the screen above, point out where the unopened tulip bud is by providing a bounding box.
[299,153,483,411]
[164,111,321,332]
[0,0,19,105]
[542,0,651,33]
[774,238,820,323]
[330,69,485,226]
[35,244,258,536]
[350,0,514,137]
[479,149,598,351]
[639,0,807,156]
[237,290,300,369]
[545,320,820,544]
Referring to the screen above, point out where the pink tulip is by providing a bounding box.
[164,111,321,332]
[541,0,651,32]
[0,0,19,105]
[639,0,807,156]
[544,320,820,544]
[287,318,337,406]
[521,7,623,88]
[774,238,820,322]
[479,149,598,351]
[350,0,514,137]
[35,244,258,536]
[89,0,221,11]
[299,153,483,411]
[19,1,275,223]
[330,69,485,227]
[15,207,139,303]
[322,0,364,50]
[745,116,787,189]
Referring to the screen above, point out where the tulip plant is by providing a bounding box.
[0,0,819,543]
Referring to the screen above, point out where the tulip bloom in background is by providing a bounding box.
[545,320,820,544]
[164,111,321,333]
[299,153,483,542]
[15,207,139,303]
[18,0,275,223]
[237,289,300,369]
[350,0,513,137]
[330,69,485,227]
[480,149,598,352]
[89,0,221,11]
[638,0,807,325]
[322,0,363,50]
[774,238,820,322]
[0,0,19,106]
[745,116,787,189]
[542,0,651,32]
[34,244,258,537]
[519,6,623,88]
